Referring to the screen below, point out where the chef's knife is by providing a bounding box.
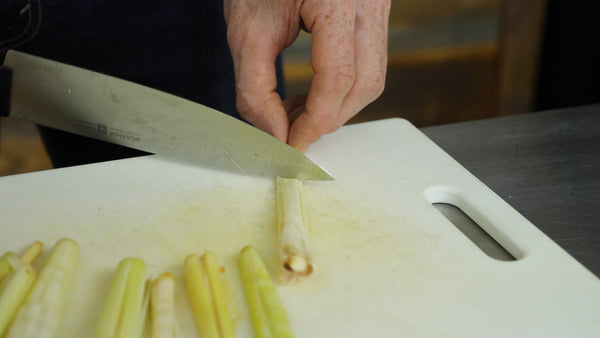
[0,50,332,180]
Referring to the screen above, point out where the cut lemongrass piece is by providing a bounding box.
[276,177,314,283]
[94,257,150,338]
[0,241,43,283]
[19,241,43,265]
[0,253,19,283]
[184,252,234,338]
[6,238,79,338]
[0,264,36,336]
[240,246,293,338]
[201,252,233,338]
[151,272,178,338]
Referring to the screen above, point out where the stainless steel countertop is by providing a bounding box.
[421,104,600,277]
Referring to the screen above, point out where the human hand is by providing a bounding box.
[224,0,390,152]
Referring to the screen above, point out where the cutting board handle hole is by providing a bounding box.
[431,202,516,261]
[424,186,520,260]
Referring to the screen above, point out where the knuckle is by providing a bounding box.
[226,29,244,52]
[330,63,356,93]
[235,91,257,121]
[236,90,284,126]
[309,111,338,135]
[313,123,330,136]
[369,70,387,98]
[226,22,255,54]
[358,68,387,102]
[315,121,336,135]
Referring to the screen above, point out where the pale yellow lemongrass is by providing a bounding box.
[0,252,19,283]
[0,264,36,336]
[202,252,234,338]
[6,238,79,338]
[184,252,234,338]
[19,241,43,265]
[93,257,149,338]
[151,272,178,338]
[240,246,294,338]
[0,241,43,283]
[276,177,314,283]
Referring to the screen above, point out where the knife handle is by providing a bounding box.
[0,66,12,117]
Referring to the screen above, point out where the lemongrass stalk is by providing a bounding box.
[184,252,234,338]
[0,241,43,283]
[0,264,36,336]
[184,254,217,338]
[276,177,314,283]
[239,248,270,338]
[240,246,293,338]
[94,259,134,338]
[201,252,234,338]
[120,260,150,337]
[0,252,19,283]
[94,257,149,338]
[20,241,43,265]
[6,238,79,338]
[151,273,178,338]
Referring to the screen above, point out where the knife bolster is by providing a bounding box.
[0,66,11,117]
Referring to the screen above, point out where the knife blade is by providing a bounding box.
[1,50,332,180]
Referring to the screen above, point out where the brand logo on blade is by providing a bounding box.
[75,120,142,143]
[97,124,107,135]
[109,129,141,143]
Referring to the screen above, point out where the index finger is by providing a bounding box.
[288,1,356,151]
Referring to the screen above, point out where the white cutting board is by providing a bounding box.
[1,119,599,337]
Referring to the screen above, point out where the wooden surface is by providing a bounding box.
[494,0,547,115]
[0,118,52,176]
